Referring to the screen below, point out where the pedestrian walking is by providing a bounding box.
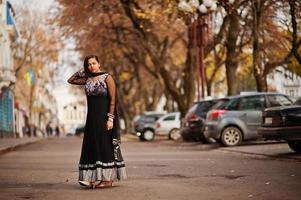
[55,126,60,137]
[46,123,53,137]
[67,55,127,189]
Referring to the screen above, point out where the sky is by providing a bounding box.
[10,0,55,11]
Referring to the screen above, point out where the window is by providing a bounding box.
[267,95,292,107]
[225,98,241,110]
[197,101,215,112]
[142,115,160,123]
[238,96,265,110]
[163,115,175,121]
[187,103,198,113]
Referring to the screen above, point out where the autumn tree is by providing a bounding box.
[12,7,62,123]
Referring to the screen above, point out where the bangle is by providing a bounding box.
[107,113,115,119]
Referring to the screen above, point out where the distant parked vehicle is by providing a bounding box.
[131,115,141,135]
[204,92,294,147]
[294,97,301,105]
[258,105,301,153]
[180,98,230,142]
[66,127,76,136]
[75,125,85,136]
[155,112,181,140]
[133,112,166,141]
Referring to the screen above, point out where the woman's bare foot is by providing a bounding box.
[94,181,114,188]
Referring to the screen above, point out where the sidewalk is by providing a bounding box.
[121,133,138,142]
[0,137,43,155]
[0,134,137,155]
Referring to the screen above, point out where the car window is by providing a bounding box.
[267,95,292,107]
[196,101,215,112]
[238,96,265,110]
[225,98,240,110]
[211,99,230,110]
[187,103,198,113]
[163,115,176,121]
[295,99,301,105]
[141,115,159,123]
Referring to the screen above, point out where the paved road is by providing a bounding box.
[0,137,300,200]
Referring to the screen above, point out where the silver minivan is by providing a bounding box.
[204,93,293,146]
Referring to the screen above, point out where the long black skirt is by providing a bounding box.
[78,95,126,182]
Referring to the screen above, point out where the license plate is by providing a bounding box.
[265,117,273,124]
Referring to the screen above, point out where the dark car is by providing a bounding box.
[204,92,294,147]
[133,112,166,141]
[294,97,301,105]
[258,105,301,153]
[75,125,85,136]
[180,98,230,142]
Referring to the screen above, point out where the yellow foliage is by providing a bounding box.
[120,72,131,81]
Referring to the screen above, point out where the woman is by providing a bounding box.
[67,55,127,188]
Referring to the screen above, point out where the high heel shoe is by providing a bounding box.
[79,181,92,188]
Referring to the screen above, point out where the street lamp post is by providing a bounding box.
[178,0,234,100]
[197,16,206,99]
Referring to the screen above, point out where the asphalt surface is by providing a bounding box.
[0,136,300,200]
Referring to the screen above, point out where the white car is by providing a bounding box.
[155,112,181,140]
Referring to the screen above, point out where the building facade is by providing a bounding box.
[267,67,301,98]
[60,101,86,135]
[0,0,17,137]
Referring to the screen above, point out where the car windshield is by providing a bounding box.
[140,114,163,123]
[267,95,293,107]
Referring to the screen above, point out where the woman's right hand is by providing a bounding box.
[106,120,113,131]
[78,68,86,77]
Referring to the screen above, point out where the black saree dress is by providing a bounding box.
[68,70,127,184]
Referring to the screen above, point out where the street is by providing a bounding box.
[0,136,300,200]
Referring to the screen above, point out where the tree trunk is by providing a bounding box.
[252,0,267,92]
[120,0,197,117]
[206,81,212,97]
[225,11,240,96]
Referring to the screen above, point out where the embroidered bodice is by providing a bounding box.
[85,73,109,96]
[67,69,116,115]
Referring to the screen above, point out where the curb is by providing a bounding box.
[0,138,43,156]
[121,134,138,142]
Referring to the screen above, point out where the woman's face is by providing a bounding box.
[87,58,100,73]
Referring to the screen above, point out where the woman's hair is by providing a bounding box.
[83,55,100,74]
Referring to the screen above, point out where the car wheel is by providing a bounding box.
[287,141,301,153]
[142,129,155,141]
[169,128,181,141]
[221,126,243,147]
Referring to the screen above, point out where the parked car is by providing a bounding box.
[204,92,294,147]
[66,126,76,136]
[131,115,141,135]
[75,125,85,136]
[180,98,230,142]
[258,105,301,153]
[294,97,301,105]
[133,112,166,141]
[155,112,181,140]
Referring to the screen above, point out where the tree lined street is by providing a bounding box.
[0,137,300,200]
[1,1,301,199]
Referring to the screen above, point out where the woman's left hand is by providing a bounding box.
[106,120,113,131]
